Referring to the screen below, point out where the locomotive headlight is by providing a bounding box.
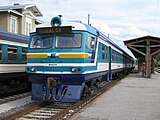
[30,66,35,72]
[50,16,62,27]
[71,67,76,72]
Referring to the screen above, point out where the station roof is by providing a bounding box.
[124,35,160,60]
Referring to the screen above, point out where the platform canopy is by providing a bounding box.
[124,35,160,78]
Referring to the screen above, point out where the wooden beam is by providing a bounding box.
[150,45,160,48]
[151,49,160,56]
[128,45,146,56]
[151,58,155,74]
[130,45,146,47]
[149,39,160,43]
[145,40,151,78]
[125,39,145,45]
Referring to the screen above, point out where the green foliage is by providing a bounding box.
[156,55,160,67]
[156,55,160,61]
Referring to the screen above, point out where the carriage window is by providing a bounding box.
[30,35,53,48]
[102,45,105,59]
[112,50,115,61]
[117,53,119,61]
[22,48,27,61]
[116,52,118,61]
[56,34,81,48]
[106,46,108,59]
[0,45,2,60]
[8,46,17,61]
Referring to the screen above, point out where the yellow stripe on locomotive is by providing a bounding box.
[58,54,89,58]
[27,54,48,58]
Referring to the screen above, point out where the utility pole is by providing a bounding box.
[88,14,90,25]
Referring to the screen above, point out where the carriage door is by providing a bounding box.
[108,46,112,80]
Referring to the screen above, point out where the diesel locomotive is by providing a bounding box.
[26,16,134,102]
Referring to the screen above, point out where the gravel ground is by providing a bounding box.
[0,96,35,118]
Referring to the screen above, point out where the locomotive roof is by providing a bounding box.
[0,29,29,44]
[36,21,97,34]
[36,21,133,59]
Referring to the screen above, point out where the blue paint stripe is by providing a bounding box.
[27,66,97,73]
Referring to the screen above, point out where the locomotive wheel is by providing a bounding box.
[81,84,90,99]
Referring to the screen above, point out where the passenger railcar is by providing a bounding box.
[26,16,134,102]
[0,29,29,94]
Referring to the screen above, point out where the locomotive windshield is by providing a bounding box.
[55,33,82,48]
[30,33,82,49]
[30,35,53,48]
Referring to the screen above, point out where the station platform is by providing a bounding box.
[73,72,160,120]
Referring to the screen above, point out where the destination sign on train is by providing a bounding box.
[36,26,72,34]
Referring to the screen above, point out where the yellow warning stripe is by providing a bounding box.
[58,54,89,58]
[27,54,48,58]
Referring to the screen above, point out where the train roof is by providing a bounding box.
[0,29,29,44]
[97,31,133,59]
[36,21,133,59]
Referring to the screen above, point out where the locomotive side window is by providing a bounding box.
[88,36,95,50]
[8,46,17,61]
[30,35,53,48]
[56,33,81,48]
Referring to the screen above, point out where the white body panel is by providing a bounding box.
[35,21,87,31]
[0,39,27,47]
[0,64,25,73]
[97,62,109,71]
[111,63,125,70]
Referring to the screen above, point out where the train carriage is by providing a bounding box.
[26,16,134,102]
[0,29,29,93]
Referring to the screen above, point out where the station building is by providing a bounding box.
[0,3,43,36]
[124,35,160,78]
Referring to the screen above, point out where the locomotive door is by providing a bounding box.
[108,46,112,80]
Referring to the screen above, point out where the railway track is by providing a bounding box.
[2,75,125,120]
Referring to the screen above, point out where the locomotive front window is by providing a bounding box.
[30,35,53,48]
[55,33,82,48]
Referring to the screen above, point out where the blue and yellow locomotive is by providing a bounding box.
[26,16,134,102]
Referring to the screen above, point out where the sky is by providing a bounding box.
[1,0,160,58]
